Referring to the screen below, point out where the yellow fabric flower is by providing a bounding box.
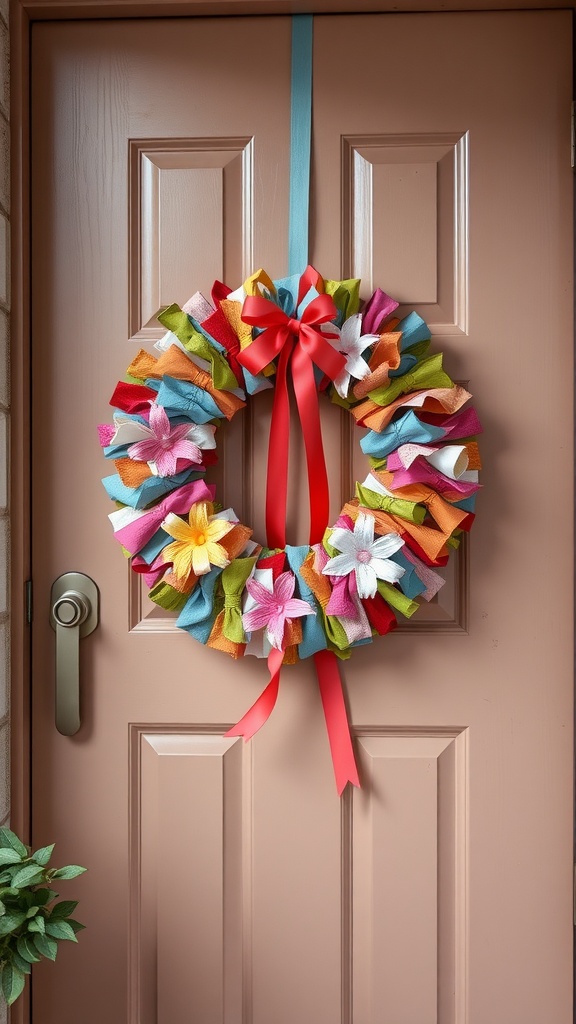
[162,501,234,580]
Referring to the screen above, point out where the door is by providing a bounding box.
[30,11,573,1024]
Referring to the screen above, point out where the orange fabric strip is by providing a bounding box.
[114,458,152,487]
[352,385,472,432]
[374,470,468,537]
[207,612,246,658]
[128,346,246,420]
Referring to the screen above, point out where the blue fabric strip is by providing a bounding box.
[288,15,313,276]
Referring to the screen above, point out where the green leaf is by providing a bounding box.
[10,951,31,975]
[51,865,87,881]
[32,844,55,867]
[49,900,78,919]
[0,865,25,881]
[0,911,26,935]
[27,915,45,934]
[32,933,58,961]
[31,888,58,907]
[1,961,26,1005]
[45,919,77,942]
[0,901,4,917]
[11,865,46,889]
[0,829,28,859]
[16,935,41,964]
[67,919,85,934]
[0,849,24,867]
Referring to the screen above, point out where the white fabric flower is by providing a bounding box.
[323,512,405,599]
[322,314,379,398]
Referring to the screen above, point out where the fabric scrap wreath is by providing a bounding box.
[99,265,482,793]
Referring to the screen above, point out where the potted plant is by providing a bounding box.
[0,827,86,1005]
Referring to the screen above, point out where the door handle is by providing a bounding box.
[50,573,99,736]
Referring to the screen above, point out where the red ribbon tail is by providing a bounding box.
[225,648,284,740]
[314,650,360,795]
[291,344,331,545]
[265,340,293,549]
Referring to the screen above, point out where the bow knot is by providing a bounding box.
[238,291,344,381]
[354,484,426,526]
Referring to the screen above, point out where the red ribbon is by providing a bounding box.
[237,290,345,548]
[225,648,284,740]
[228,274,360,794]
[225,648,360,794]
[314,650,360,795]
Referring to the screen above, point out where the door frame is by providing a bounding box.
[10,1,574,1022]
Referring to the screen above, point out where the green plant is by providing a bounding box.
[0,827,86,1005]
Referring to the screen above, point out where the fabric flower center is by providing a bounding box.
[356,549,372,564]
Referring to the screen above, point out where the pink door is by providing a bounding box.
[30,11,573,1023]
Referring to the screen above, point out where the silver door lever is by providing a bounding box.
[50,572,99,736]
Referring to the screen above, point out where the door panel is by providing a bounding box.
[31,12,573,1023]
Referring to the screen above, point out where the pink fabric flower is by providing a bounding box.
[127,403,203,477]
[242,570,315,650]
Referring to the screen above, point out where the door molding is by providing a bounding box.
[10,2,573,1022]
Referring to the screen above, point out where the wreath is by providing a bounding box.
[99,265,482,790]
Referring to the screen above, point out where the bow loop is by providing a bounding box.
[238,291,344,381]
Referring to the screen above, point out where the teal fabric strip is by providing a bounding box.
[288,15,313,276]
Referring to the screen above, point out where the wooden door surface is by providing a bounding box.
[30,11,573,1024]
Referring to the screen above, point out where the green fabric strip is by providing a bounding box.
[377,580,419,618]
[368,353,454,408]
[149,582,188,612]
[221,557,257,643]
[324,278,361,318]
[355,483,426,525]
[158,305,239,392]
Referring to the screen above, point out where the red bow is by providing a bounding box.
[238,291,345,548]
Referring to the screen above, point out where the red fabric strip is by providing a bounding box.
[110,381,157,415]
[361,594,398,635]
[201,308,245,386]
